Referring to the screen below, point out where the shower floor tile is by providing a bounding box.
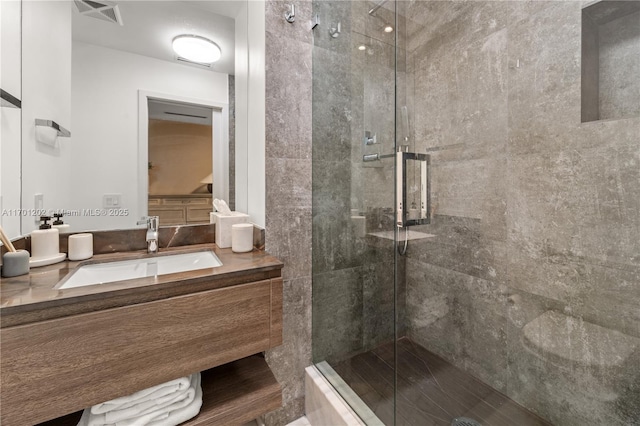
[332,337,551,426]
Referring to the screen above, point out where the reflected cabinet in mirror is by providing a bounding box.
[0,0,265,238]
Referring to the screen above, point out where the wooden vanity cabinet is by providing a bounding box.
[1,277,283,426]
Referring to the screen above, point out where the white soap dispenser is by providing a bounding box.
[52,213,71,233]
[30,216,66,267]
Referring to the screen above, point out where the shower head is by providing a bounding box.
[368,0,390,16]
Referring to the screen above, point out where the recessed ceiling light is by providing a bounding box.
[172,35,221,64]
[358,45,367,51]
[384,25,393,33]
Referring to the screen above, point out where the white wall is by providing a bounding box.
[0,0,22,239]
[21,0,72,234]
[235,0,265,227]
[71,41,228,231]
[247,0,265,228]
[234,1,249,216]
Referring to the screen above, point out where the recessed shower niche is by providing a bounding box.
[581,0,640,122]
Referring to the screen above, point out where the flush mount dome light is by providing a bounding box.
[172,35,221,64]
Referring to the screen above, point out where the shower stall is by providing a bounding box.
[311,1,640,425]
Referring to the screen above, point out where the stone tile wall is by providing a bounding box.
[264,1,313,424]
[403,2,640,425]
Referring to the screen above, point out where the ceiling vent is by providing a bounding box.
[73,0,123,26]
[176,57,212,68]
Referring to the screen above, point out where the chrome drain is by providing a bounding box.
[451,417,481,426]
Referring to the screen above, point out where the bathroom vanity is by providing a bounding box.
[0,241,283,425]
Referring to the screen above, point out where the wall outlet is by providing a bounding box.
[103,194,122,208]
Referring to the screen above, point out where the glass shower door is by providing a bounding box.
[311,0,399,424]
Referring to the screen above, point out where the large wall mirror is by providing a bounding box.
[0,0,265,239]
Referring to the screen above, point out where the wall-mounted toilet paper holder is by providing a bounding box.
[35,119,71,137]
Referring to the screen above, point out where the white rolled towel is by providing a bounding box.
[78,374,199,426]
[111,374,202,426]
[146,374,203,426]
[91,377,191,415]
[104,385,195,425]
[78,407,167,426]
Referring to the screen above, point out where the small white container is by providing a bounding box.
[68,233,93,261]
[231,223,254,253]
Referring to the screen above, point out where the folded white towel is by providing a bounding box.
[78,409,171,426]
[146,374,203,426]
[91,377,191,415]
[108,375,198,426]
[78,374,200,426]
[104,385,193,424]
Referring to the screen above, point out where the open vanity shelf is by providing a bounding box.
[185,356,281,425]
[39,355,281,426]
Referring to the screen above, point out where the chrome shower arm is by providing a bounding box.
[368,0,390,15]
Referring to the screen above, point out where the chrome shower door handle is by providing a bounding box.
[397,151,431,228]
[397,152,404,227]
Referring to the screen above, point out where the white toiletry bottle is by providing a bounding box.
[31,216,60,259]
[52,213,71,233]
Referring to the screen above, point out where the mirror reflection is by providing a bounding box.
[18,0,245,234]
[147,99,214,226]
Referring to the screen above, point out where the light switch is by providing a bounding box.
[103,194,122,208]
[34,193,44,210]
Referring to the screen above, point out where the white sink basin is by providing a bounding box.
[57,251,222,289]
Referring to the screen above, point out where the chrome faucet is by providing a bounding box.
[137,216,159,254]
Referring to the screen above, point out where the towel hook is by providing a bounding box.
[285,4,295,23]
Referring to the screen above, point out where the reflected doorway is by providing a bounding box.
[147,99,213,226]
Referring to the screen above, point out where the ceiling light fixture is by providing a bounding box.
[384,25,393,33]
[358,45,367,51]
[172,35,221,64]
